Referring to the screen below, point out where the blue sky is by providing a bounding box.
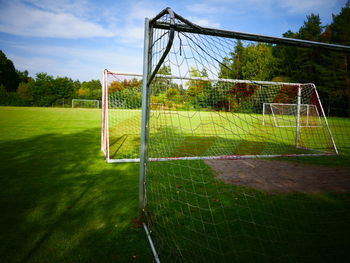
[0,0,347,81]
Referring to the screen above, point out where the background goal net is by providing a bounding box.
[262,103,322,128]
[101,70,142,162]
[72,99,100,108]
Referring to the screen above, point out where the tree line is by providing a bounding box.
[0,50,101,107]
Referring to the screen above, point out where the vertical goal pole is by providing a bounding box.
[271,105,278,127]
[312,84,339,154]
[295,85,302,148]
[262,103,266,125]
[139,18,152,216]
[101,70,107,152]
[102,70,110,160]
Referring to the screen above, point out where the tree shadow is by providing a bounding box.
[0,128,152,263]
[147,126,320,159]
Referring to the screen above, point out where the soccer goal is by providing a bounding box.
[101,70,142,162]
[262,103,322,128]
[138,8,349,263]
[72,99,99,108]
[102,72,334,163]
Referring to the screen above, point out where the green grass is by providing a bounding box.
[0,107,153,263]
[1,106,349,262]
[141,111,350,262]
[110,110,350,161]
[147,159,350,262]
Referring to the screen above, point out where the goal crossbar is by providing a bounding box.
[152,8,350,53]
[105,70,305,86]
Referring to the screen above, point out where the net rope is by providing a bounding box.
[142,12,350,262]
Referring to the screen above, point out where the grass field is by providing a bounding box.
[0,107,153,262]
[143,109,350,262]
[146,159,350,262]
[1,106,349,262]
[108,109,350,162]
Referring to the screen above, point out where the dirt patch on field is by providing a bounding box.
[205,159,350,193]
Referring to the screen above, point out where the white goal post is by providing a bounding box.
[101,70,143,163]
[72,99,99,108]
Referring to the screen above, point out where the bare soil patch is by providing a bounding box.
[205,159,350,193]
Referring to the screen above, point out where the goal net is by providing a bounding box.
[72,99,99,108]
[143,77,336,159]
[101,70,142,162]
[262,103,322,127]
[139,8,347,263]
[102,73,334,162]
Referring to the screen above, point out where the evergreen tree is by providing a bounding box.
[219,41,275,81]
[219,40,244,79]
[295,14,323,84]
[0,50,20,92]
[241,43,276,81]
[328,1,350,116]
[273,31,299,81]
[331,0,350,46]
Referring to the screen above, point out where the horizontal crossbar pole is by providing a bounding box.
[269,125,323,128]
[104,70,143,77]
[108,152,336,163]
[154,74,305,86]
[108,158,140,163]
[153,22,350,53]
[148,153,336,161]
[264,103,316,106]
[103,71,306,86]
[72,99,99,102]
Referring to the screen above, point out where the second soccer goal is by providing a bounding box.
[262,103,323,128]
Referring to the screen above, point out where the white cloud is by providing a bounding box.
[279,0,342,14]
[4,41,142,81]
[127,4,158,21]
[113,4,160,45]
[0,1,114,38]
[188,16,220,28]
[115,25,145,45]
[25,0,91,18]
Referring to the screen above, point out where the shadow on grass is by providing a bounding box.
[0,128,152,263]
[147,127,339,159]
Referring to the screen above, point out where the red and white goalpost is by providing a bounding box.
[101,69,143,163]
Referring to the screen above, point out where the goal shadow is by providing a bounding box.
[147,126,328,159]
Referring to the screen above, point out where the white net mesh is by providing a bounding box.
[72,99,99,108]
[145,78,336,160]
[141,11,349,263]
